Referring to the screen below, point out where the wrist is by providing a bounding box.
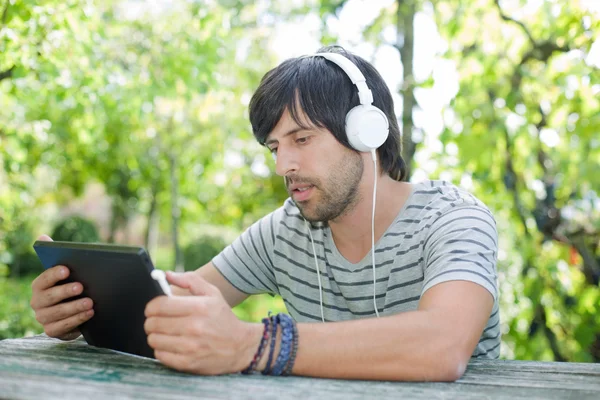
[237,322,264,372]
[256,323,280,373]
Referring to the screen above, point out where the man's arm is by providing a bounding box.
[257,280,493,381]
[171,262,249,307]
[144,271,493,381]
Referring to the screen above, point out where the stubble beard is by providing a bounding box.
[288,152,364,223]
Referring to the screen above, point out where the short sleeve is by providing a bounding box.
[212,211,280,295]
[422,201,498,300]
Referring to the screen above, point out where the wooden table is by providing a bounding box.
[1,335,599,399]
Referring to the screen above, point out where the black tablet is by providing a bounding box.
[33,240,166,358]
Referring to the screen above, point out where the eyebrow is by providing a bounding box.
[265,127,304,147]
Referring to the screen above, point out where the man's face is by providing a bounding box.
[265,109,364,222]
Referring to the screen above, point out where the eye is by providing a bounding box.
[268,146,278,155]
[296,136,310,145]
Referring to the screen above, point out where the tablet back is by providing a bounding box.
[33,241,164,358]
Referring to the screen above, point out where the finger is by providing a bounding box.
[166,271,220,297]
[155,351,201,374]
[147,332,190,355]
[31,265,70,292]
[43,309,94,338]
[31,281,83,310]
[57,329,82,341]
[37,234,53,242]
[144,316,187,336]
[145,295,211,317]
[35,297,93,325]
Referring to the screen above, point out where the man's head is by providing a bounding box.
[248,45,406,221]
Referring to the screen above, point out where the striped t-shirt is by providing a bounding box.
[212,180,500,359]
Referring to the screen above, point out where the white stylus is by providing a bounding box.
[151,269,173,297]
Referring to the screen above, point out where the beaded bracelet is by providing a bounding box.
[282,318,298,376]
[261,313,279,375]
[271,314,294,376]
[241,317,270,374]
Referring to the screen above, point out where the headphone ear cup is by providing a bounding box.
[345,105,389,152]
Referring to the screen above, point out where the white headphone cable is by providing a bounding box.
[370,149,380,318]
[303,149,380,322]
[305,219,326,322]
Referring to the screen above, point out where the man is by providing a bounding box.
[30,46,499,381]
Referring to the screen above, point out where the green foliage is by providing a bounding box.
[0,277,41,340]
[4,221,42,278]
[233,294,288,322]
[1,0,599,365]
[315,0,600,362]
[51,216,100,243]
[183,236,228,272]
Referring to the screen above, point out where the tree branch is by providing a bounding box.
[493,0,536,46]
[569,234,600,286]
[1,1,9,26]
[500,125,531,239]
[0,65,14,82]
[537,304,567,362]
[397,0,417,180]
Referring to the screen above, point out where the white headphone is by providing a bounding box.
[303,52,388,321]
[313,52,389,152]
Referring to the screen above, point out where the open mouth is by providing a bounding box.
[291,185,315,201]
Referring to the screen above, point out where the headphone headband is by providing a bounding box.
[304,51,389,153]
[311,53,374,106]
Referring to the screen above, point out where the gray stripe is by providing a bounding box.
[273,251,330,278]
[387,275,424,291]
[376,240,423,254]
[335,275,391,287]
[281,220,326,246]
[414,189,443,195]
[445,227,497,247]
[446,239,492,252]
[279,283,353,313]
[489,307,499,320]
[423,215,496,250]
[479,332,501,343]
[477,252,494,264]
[258,219,274,269]
[277,234,327,262]
[284,300,326,322]
[328,258,396,274]
[248,225,268,268]
[405,205,436,211]
[384,295,421,310]
[473,341,501,357]
[434,208,496,231]
[326,257,423,284]
[220,253,267,293]
[270,212,276,246]
[449,257,495,275]
[484,320,499,334]
[390,258,423,274]
[212,260,253,295]
[230,243,277,289]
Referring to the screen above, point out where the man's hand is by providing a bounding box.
[30,235,94,340]
[144,271,261,375]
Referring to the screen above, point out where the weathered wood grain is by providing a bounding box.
[0,335,598,400]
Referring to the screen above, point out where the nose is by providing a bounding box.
[274,145,299,177]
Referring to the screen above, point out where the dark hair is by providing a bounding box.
[248,45,406,181]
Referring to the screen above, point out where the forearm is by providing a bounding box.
[286,311,469,381]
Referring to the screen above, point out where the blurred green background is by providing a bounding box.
[1,0,599,362]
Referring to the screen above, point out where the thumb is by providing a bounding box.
[166,271,220,297]
[37,234,53,242]
[165,271,191,289]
